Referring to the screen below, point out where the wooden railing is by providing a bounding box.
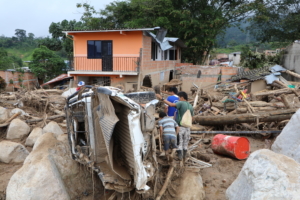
[73,56,139,72]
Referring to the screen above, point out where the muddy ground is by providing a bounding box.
[200,135,272,200]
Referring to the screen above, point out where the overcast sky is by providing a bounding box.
[0,0,114,37]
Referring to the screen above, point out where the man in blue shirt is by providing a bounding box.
[158,112,179,163]
[164,87,179,117]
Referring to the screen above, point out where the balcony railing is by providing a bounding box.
[73,56,139,72]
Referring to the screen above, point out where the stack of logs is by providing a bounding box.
[190,81,300,134]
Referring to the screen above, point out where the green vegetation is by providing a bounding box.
[76,0,254,64]
[2,0,300,74]
[5,47,35,62]
[29,46,65,81]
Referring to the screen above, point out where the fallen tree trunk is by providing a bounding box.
[193,109,297,125]
[252,88,298,100]
[0,95,16,100]
[213,101,285,111]
[190,130,282,134]
[26,114,65,123]
[236,106,277,113]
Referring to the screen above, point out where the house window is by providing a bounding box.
[87,40,113,59]
[88,41,102,58]
[169,50,177,60]
[151,42,156,61]
[164,50,168,60]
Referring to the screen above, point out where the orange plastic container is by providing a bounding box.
[211,134,250,159]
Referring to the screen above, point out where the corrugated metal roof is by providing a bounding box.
[63,27,160,34]
[41,74,72,86]
[147,32,186,51]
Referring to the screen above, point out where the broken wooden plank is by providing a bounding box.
[26,114,66,123]
[156,165,175,200]
[280,94,293,109]
[253,88,296,97]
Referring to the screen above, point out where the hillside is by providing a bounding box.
[6,46,35,64]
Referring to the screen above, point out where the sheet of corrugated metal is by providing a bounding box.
[95,93,131,181]
[110,95,148,190]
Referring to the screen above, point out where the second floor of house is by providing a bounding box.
[63,27,186,73]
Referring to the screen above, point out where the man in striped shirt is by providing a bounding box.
[158,112,179,162]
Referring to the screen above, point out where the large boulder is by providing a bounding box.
[6,132,96,200]
[0,141,29,163]
[176,171,205,200]
[6,119,30,140]
[43,121,64,137]
[0,106,8,122]
[25,127,43,147]
[272,109,300,163]
[226,149,300,200]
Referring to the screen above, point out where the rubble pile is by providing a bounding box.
[1,67,300,200]
[184,70,300,137]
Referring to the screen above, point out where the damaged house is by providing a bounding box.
[63,27,186,91]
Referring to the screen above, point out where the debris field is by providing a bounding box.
[1,65,300,200]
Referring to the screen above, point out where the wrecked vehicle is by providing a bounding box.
[65,86,158,192]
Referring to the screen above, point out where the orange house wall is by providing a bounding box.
[69,32,183,89]
[70,31,143,57]
[70,31,143,72]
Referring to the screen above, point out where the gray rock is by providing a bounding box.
[176,170,205,200]
[226,149,300,200]
[6,119,30,140]
[10,108,27,116]
[43,121,64,137]
[6,132,95,200]
[0,106,8,122]
[25,127,43,147]
[272,109,300,163]
[0,141,29,163]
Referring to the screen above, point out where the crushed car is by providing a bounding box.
[65,86,158,192]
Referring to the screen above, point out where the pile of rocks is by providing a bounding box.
[0,105,101,200]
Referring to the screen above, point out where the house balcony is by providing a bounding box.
[68,56,139,76]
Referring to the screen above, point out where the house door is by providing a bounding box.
[102,41,113,71]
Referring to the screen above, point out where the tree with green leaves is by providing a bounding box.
[0,48,23,70]
[249,0,300,42]
[77,0,254,64]
[29,46,65,82]
[15,29,27,42]
[44,19,83,66]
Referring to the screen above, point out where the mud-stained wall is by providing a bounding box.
[175,65,238,91]
[0,71,38,90]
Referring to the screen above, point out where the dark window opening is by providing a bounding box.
[169,50,174,60]
[88,41,102,58]
[169,70,173,81]
[87,40,112,59]
[164,50,168,60]
[89,76,111,86]
[151,42,156,61]
[142,75,152,87]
